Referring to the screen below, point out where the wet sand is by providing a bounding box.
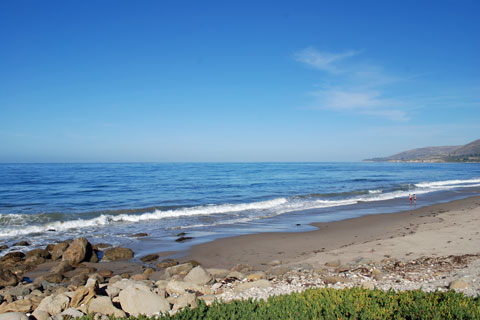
[184,195,480,269]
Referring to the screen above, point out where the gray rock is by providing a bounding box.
[267,265,290,276]
[172,293,197,313]
[449,279,470,289]
[233,279,272,292]
[0,313,29,320]
[166,280,211,295]
[184,266,213,285]
[372,269,384,281]
[36,293,70,315]
[206,268,230,279]
[5,285,31,298]
[88,296,126,318]
[50,261,73,274]
[165,263,193,277]
[31,310,50,320]
[268,259,281,266]
[231,264,253,273]
[119,286,170,316]
[59,308,85,318]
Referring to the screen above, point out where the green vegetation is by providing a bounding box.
[81,287,480,319]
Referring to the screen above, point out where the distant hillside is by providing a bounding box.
[365,139,480,163]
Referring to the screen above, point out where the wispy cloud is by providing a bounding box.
[295,47,408,121]
[294,47,360,73]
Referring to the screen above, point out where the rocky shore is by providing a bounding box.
[1,195,479,319]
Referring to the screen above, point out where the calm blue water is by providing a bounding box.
[1,162,479,257]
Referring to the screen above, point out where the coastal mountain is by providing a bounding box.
[365,139,480,163]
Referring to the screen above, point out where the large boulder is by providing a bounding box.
[51,242,69,261]
[62,238,92,264]
[25,249,50,260]
[88,296,126,318]
[0,298,33,313]
[172,293,197,313]
[102,247,134,261]
[0,252,25,264]
[184,266,213,285]
[166,280,211,295]
[119,286,170,316]
[0,269,19,287]
[36,293,70,315]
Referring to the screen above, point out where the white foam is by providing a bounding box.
[415,178,480,189]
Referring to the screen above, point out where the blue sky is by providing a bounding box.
[1,1,479,162]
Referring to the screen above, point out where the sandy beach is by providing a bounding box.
[185,195,480,270]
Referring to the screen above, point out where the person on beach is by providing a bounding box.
[414,194,416,205]
[409,194,413,205]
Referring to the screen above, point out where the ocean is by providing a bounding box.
[1,162,479,258]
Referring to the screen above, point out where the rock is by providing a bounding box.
[206,268,230,279]
[183,259,201,267]
[130,274,148,281]
[246,272,266,281]
[94,243,111,249]
[0,245,8,250]
[325,260,341,268]
[102,247,134,261]
[130,233,148,237]
[69,273,88,287]
[0,269,19,287]
[166,280,211,295]
[172,293,197,313]
[62,238,92,264]
[119,286,170,316]
[51,242,69,261]
[156,258,179,269]
[50,261,74,274]
[70,285,96,307]
[184,266,213,285]
[108,278,151,292]
[144,267,155,275]
[198,295,216,306]
[449,279,470,289]
[45,243,56,252]
[267,265,290,276]
[88,296,126,318]
[0,252,25,264]
[25,256,46,266]
[0,313,29,320]
[165,263,193,277]
[44,273,64,283]
[231,264,253,273]
[97,269,113,278]
[140,254,159,263]
[175,236,193,242]
[322,276,349,284]
[5,284,31,297]
[59,308,84,318]
[36,293,70,315]
[372,269,384,281]
[12,241,29,247]
[0,299,33,313]
[89,250,99,263]
[32,310,50,320]
[233,279,272,292]
[26,249,50,260]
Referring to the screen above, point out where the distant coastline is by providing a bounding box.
[364,138,480,163]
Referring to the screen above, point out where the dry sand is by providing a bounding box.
[185,196,480,270]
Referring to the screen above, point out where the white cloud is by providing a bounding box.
[293,47,360,73]
[295,47,408,121]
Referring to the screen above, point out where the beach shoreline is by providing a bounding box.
[182,195,480,270]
